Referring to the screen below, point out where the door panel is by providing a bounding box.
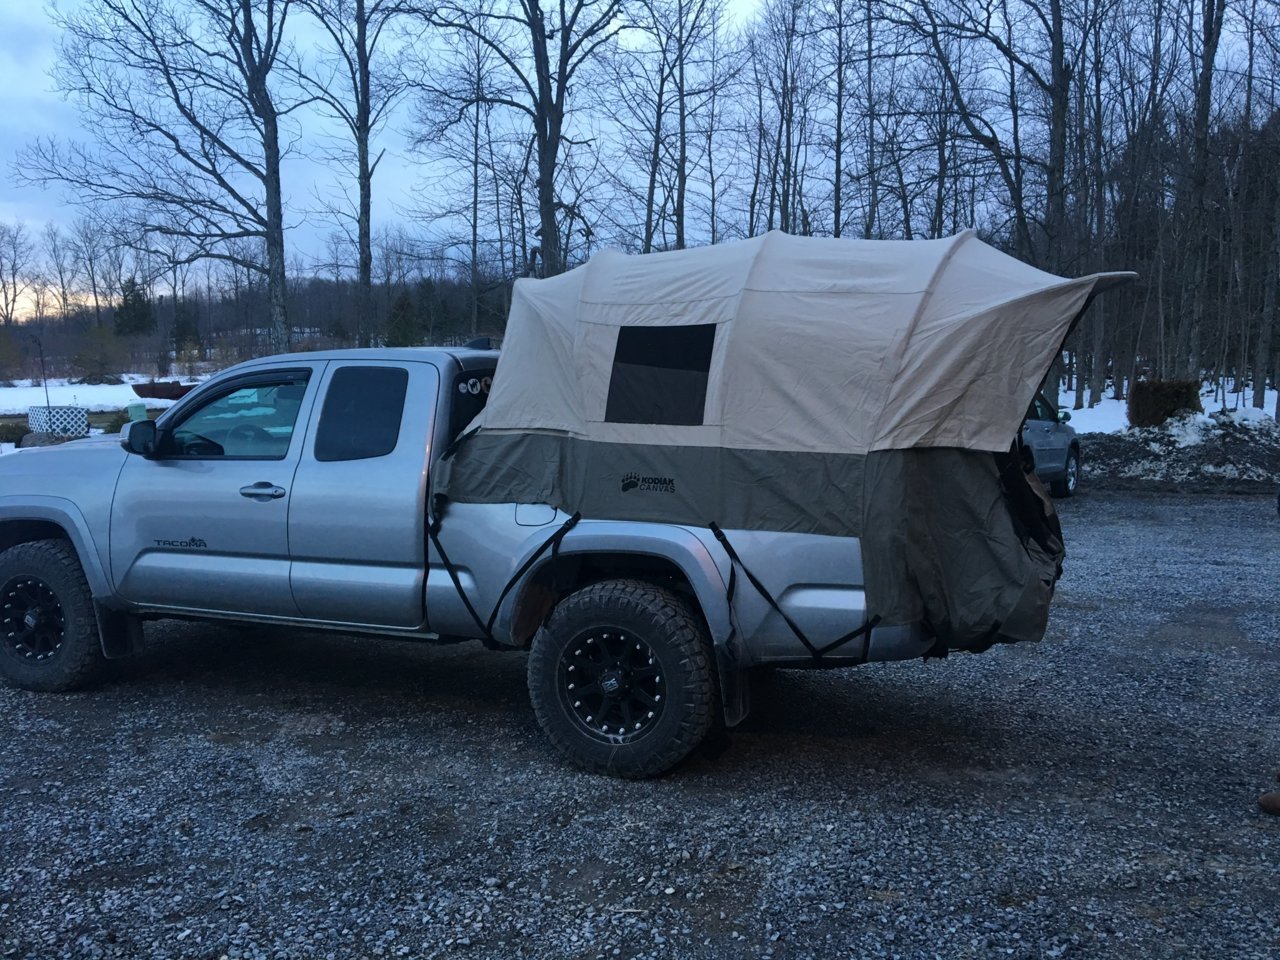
[288,361,438,627]
[110,368,322,615]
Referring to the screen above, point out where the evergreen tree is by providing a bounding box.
[114,277,155,336]
[172,301,201,353]
[383,288,420,347]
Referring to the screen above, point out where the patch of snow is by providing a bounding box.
[1222,405,1274,427]
[0,442,13,457]
[1166,414,1211,448]
[0,375,205,416]
[1058,383,1277,434]
[1055,389,1131,434]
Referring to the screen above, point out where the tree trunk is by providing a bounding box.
[674,0,688,250]
[643,67,667,253]
[1257,185,1280,408]
[355,0,374,348]
[831,0,844,237]
[471,97,482,336]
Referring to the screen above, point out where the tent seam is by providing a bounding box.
[870,230,973,449]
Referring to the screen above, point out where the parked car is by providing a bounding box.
[1022,392,1081,497]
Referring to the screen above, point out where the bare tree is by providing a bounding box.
[43,224,83,320]
[422,0,626,276]
[72,218,108,328]
[20,0,302,351]
[294,0,409,346]
[0,222,35,327]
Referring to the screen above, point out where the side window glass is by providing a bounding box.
[314,366,409,462]
[164,376,309,459]
[1034,396,1056,421]
[605,324,716,426]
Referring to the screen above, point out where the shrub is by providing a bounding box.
[0,422,29,444]
[72,326,127,384]
[1127,379,1203,428]
[0,329,20,381]
[102,409,131,434]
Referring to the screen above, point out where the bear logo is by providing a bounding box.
[620,472,640,493]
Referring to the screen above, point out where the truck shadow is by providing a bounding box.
[108,619,1091,782]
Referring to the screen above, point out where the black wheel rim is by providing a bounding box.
[558,629,666,744]
[2,575,66,662]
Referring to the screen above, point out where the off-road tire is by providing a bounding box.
[1051,448,1080,498]
[0,540,106,692]
[528,579,718,778]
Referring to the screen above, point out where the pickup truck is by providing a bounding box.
[0,347,929,777]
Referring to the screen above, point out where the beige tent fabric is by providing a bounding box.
[476,230,1133,455]
[439,232,1133,649]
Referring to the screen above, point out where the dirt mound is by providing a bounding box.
[1081,408,1280,493]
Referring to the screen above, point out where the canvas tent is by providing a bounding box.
[435,230,1132,650]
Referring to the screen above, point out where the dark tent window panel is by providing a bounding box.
[605,324,716,425]
[315,366,409,462]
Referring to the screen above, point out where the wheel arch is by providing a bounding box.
[508,551,713,648]
[0,499,112,599]
[498,527,747,726]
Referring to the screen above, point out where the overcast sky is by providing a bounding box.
[0,0,761,268]
[0,0,434,265]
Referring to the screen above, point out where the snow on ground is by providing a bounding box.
[0,374,199,416]
[1057,383,1277,434]
[1083,407,1280,489]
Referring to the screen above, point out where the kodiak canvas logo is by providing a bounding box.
[620,473,676,494]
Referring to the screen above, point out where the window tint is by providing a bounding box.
[605,324,715,426]
[315,366,409,462]
[1032,395,1056,421]
[165,375,309,459]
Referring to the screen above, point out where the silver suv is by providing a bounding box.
[1022,393,1081,497]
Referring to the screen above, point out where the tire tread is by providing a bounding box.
[528,578,717,779]
[0,539,105,692]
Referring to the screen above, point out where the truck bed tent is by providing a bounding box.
[434,230,1132,651]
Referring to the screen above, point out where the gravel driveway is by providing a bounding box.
[2,492,1278,960]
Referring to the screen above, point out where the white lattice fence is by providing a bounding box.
[27,406,90,437]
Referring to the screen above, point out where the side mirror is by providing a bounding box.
[121,419,159,457]
[1058,410,1072,424]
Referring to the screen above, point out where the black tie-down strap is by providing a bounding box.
[428,496,581,646]
[709,522,881,663]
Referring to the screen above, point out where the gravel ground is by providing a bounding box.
[2,492,1278,960]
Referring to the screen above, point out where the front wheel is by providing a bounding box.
[0,540,106,692]
[527,579,718,778]
[1051,448,1080,498]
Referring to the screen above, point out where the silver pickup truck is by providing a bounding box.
[0,347,929,776]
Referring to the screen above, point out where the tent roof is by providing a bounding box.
[479,230,1133,454]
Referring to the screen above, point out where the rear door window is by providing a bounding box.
[314,366,409,462]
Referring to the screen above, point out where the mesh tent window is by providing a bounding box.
[604,324,716,426]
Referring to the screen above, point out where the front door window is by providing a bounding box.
[161,376,309,459]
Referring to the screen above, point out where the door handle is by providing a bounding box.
[239,482,286,501]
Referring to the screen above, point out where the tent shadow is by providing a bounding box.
[705,666,1084,780]
[108,620,1085,782]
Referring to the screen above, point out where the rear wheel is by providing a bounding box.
[527,579,717,778]
[0,540,105,692]
[1051,447,1080,498]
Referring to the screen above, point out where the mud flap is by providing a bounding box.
[95,604,144,659]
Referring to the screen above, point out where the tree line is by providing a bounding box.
[3,0,1278,414]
